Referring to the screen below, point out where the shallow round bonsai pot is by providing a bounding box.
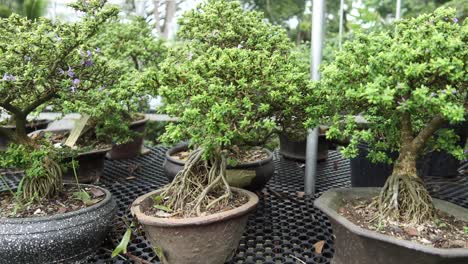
[131,187,259,264]
[0,119,51,150]
[63,147,111,183]
[107,117,149,160]
[0,184,117,264]
[314,187,468,264]
[163,143,275,191]
[279,133,329,162]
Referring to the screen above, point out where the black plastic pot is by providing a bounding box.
[163,143,275,191]
[0,184,117,264]
[63,147,111,184]
[314,188,468,264]
[351,144,463,188]
[350,122,467,187]
[0,119,51,150]
[107,117,149,160]
[279,133,329,162]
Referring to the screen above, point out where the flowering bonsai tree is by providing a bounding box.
[66,16,169,145]
[309,7,467,224]
[157,0,304,216]
[0,0,118,201]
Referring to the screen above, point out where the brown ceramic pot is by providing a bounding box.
[131,187,259,264]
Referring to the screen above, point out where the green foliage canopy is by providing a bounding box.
[159,0,309,158]
[0,0,124,146]
[308,7,467,164]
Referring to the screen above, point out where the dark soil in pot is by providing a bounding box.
[314,188,468,264]
[0,184,116,264]
[0,119,51,149]
[340,198,468,249]
[131,187,259,264]
[0,185,106,218]
[163,143,275,191]
[107,116,149,160]
[279,133,329,162]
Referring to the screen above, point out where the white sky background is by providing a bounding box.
[45,0,203,38]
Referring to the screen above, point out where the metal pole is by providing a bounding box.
[305,0,325,196]
[396,0,402,19]
[338,0,344,49]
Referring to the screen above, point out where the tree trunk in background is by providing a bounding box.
[162,0,176,39]
[153,0,161,35]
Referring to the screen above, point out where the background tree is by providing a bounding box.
[0,0,48,19]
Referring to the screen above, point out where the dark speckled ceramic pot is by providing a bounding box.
[0,184,116,264]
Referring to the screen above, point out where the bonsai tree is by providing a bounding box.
[308,7,467,224]
[91,16,167,72]
[0,0,119,201]
[276,47,313,141]
[157,0,305,215]
[67,16,169,146]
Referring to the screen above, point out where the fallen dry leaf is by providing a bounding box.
[313,240,325,254]
[404,227,419,237]
[297,192,305,198]
[89,187,105,198]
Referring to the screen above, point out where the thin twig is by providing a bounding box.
[289,254,306,264]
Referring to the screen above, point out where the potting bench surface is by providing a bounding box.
[1,147,467,264]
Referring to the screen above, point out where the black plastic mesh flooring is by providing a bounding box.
[1,147,467,264]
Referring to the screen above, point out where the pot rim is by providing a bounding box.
[0,184,112,224]
[131,187,259,227]
[1,119,51,129]
[165,143,273,167]
[314,187,468,256]
[129,116,149,128]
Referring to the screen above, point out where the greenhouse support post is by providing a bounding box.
[396,0,402,19]
[305,0,325,196]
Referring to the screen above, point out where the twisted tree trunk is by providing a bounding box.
[377,112,446,224]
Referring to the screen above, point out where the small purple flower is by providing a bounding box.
[72,78,80,85]
[401,97,406,101]
[452,18,458,23]
[237,44,243,49]
[58,68,64,75]
[81,59,94,67]
[464,149,468,154]
[66,66,75,77]
[70,86,76,93]
[425,49,430,53]
[452,89,457,95]
[24,55,31,61]
[2,73,16,81]
[430,92,436,97]
[98,85,105,92]
[86,50,92,57]
[95,47,101,53]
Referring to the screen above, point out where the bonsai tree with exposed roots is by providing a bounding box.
[157,0,305,216]
[0,0,118,202]
[308,7,467,224]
